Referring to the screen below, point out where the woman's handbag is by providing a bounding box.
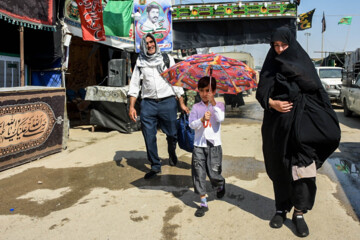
[176,113,194,153]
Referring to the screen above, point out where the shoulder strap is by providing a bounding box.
[160,53,179,97]
[162,52,170,69]
[139,53,169,73]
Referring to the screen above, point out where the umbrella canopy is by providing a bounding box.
[161,53,257,94]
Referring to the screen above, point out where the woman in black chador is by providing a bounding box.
[256,27,340,237]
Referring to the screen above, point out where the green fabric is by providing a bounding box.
[103,0,133,37]
[338,16,352,25]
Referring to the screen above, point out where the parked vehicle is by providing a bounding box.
[340,73,360,117]
[342,48,360,116]
[315,66,343,102]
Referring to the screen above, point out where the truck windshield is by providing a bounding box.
[319,69,342,78]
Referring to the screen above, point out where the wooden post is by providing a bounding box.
[19,26,25,86]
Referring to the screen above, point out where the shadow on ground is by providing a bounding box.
[335,110,360,129]
[115,150,274,222]
[0,150,274,225]
[224,102,263,123]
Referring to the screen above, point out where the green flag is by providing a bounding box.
[338,16,352,25]
[103,0,133,37]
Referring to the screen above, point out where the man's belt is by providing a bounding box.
[144,96,174,102]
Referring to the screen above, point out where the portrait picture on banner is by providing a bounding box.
[133,0,172,53]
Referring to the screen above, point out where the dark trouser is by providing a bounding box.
[192,145,225,195]
[140,97,177,172]
[273,177,317,213]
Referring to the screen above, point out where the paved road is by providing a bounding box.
[0,95,359,239]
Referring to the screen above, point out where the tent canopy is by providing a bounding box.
[0,0,61,30]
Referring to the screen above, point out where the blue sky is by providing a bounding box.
[174,0,360,67]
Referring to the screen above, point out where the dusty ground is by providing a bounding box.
[0,94,359,240]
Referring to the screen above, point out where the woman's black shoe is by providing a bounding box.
[195,206,209,217]
[292,214,309,237]
[269,211,287,228]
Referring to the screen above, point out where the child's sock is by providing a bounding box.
[200,196,208,207]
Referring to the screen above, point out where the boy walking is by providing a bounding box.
[189,76,226,217]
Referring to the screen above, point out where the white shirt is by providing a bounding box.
[189,101,225,147]
[141,19,161,32]
[128,55,184,99]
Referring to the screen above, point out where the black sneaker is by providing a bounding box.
[270,211,287,228]
[169,155,178,166]
[216,181,226,199]
[292,213,309,237]
[144,170,161,180]
[195,205,209,217]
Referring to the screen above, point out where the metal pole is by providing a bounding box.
[19,26,25,86]
[343,24,351,51]
[321,32,324,59]
[304,32,311,54]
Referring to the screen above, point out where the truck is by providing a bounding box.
[315,66,343,102]
[341,72,360,117]
[341,48,360,116]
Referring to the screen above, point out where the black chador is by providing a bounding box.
[256,27,341,212]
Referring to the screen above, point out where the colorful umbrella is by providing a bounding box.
[161,53,257,94]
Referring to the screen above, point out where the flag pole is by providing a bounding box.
[321,32,324,59]
[343,24,351,51]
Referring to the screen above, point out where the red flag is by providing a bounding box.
[75,0,106,41]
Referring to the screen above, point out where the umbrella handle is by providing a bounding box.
[203,120,211,128]
[209,67,213,91]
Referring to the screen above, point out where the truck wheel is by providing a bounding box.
[343,99,352,117]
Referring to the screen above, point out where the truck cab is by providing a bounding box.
[315,66,343,102]
[341,73,360,117]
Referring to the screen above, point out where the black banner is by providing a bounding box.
[298,9,315,31]
[0,88,65,171]
[0,0,56,27]
[173,18,297,50]
[322,12,326,33]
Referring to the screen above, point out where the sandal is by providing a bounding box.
[195,205,209,217]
